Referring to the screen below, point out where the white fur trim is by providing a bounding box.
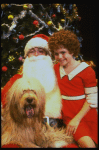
[24,37,49,57]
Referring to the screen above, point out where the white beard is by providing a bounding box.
[23,55,62,118]
[23,55,56,93]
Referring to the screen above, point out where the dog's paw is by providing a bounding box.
[54,141,68,148]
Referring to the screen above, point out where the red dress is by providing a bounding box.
[54,62,98,144]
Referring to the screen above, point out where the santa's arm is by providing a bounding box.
[1,74,23,108]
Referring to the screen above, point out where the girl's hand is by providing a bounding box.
[66,117,80,136]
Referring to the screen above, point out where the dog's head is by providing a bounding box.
[6,77,46,125]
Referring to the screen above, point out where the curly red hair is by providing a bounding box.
[48,30,80,57]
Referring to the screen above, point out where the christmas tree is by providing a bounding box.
[1,3,82,87]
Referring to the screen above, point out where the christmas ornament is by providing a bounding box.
[61,19,65,23]
[52,14,56,18]
[19,34,24,40]
[23,4,28,10]
[8,55,15,62]
[29,10,48,28]
[18,56,23,62]
[8,15,14,20]
[47,21,52,26]
[1,4,6,9]
[2,66,8,72]
[54,4,60,8]
[33,20,39,27]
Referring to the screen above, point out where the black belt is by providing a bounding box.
[43,117,66,128]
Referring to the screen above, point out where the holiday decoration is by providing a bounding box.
[33,20,39,27]
[1,4,6,9]
[19,34,24,40]
[61,19,65,23]
[23,4,28,10]
[2,66,8,72]
[47,21,53,26]
[52,14,56,18]
[8,15,14,20]
[8,55,15,62]
[18,56,23,62]
[1,3,83,87]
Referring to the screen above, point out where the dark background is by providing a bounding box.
[76,4,98,78]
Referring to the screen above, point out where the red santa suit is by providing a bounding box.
[54,62,98,144]
[1,74,22,108]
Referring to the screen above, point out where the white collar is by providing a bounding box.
[60,62,89,80]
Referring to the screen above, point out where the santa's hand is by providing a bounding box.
[87,93,98,108]
[66,118,80,136]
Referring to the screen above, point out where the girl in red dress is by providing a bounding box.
[48,30,98,148]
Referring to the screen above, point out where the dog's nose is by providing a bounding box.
[26,98,33,104]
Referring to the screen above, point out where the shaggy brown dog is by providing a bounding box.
[1,77,73,148]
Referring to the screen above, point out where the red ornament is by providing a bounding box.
[19,34,24,40]
[78,16,81,21]
[18,56,23,62]
[2,66,8,72]
[33,20,39,26]
[52,14,56,18]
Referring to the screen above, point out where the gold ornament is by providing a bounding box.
[53,4,60,8]
[8,15,14,20]
[61,19,65,23]
[1,4,5,9]
[8,55,15,61]
[47,21,53,26]
[23,4,28,9]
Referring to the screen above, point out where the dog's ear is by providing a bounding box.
[10,94,23,124]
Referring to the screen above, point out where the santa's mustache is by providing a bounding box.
[29,55,48,62]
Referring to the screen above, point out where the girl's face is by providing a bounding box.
[54,47,74,67]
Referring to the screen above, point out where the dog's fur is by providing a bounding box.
[1,77,73,148]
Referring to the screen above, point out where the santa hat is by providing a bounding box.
[24,34,50,58]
